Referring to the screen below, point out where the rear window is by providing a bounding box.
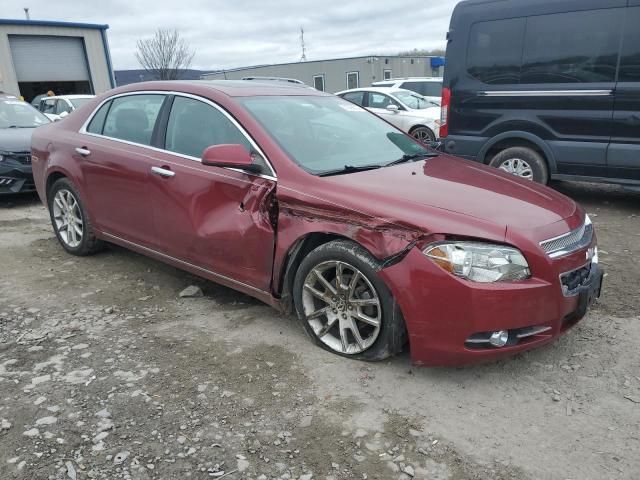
[400,81,442,98]
[467,18,525,85]
[521,9,623,84]
[619,7,640,83]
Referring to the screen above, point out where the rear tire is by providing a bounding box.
[48,178,104,256]
[410,126,436,144]
[489,146,549,184]
[293,240,406,361]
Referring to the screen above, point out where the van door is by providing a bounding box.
[518,8,623,178]
[608,6,640,181]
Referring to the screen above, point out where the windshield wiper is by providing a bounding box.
[318,164,383,177]
[386,151,440,167]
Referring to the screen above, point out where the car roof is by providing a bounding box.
[336,87,421,96]
[373,77,443,83]
[0,93,21,100]
[46,95,95,100]
[111,80,328,98]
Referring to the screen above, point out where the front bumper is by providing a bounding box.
[0,159,35,194]
[379,245,603,366]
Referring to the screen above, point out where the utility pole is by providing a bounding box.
[299,27,307,62]
[24,8,30,20]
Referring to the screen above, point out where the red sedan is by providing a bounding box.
[31,81,603,366]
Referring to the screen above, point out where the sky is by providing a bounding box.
[5,0,460,71]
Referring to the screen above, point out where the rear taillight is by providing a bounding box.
[440,87,451,138]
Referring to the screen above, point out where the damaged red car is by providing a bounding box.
[31,81,603,366]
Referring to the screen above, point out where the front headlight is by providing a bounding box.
[423,242,531,283]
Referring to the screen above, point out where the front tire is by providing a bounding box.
[293,240,405,361]
[489,146,549,184]
[48,178,104,256]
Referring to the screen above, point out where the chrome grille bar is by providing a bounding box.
[540,218,593,258]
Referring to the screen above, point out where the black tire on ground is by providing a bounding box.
[47,177,104,256]
[488,146,549,184]
[410,126,436,144]
[293,240,406,361]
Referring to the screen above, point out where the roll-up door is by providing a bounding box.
[9,35,90,82]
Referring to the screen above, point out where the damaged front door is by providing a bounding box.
[149,95,276,292]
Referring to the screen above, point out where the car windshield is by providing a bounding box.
[393,91,434,109]
[0,99,50,128]
[241,96,434,175]
[69,97,92,108]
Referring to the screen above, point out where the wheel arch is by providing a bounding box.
[276,232,373,313]
[409,124,436,137]
[45,169,70,203]
[478,131,557,174]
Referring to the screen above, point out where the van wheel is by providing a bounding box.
[293,240,406,361]
[489,147,549,184]
[410,126,436,144]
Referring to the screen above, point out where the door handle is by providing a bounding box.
[151,166,175,178]
[75,147,91,157]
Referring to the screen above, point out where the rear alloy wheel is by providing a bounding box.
[293,240,405,361]
[48,178,104,256]
[489,146,549,184]
[410,126,436,144]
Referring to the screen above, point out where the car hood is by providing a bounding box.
[0,127,36,153]
[322,154,577,235]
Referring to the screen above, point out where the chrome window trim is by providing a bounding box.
[478,90,612,97]
[78,90,277,180]
[102,232,269,296]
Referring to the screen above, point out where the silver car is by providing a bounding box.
[336,87,441,143]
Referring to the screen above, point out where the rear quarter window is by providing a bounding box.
[86,101,111,134]
[521,9,623,84]
[466,18,525,85]
[619,7,640,82]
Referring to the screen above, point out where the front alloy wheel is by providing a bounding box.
[293,240,406,361]
[302,260,382,354]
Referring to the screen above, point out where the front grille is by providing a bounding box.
[540,219,593,258]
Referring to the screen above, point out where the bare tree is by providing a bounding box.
[398,48,446,57]
[135,29,195,80]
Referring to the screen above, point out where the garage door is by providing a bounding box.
[9,35,90,82]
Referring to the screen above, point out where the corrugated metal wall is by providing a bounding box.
[202,56,442,93]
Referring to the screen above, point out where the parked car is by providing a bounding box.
[39,95,95,121]
[441,0,640,186]
[31,80,603,366]
[0,93,50,194]
[372,78,443,104]
[336,87,441,143]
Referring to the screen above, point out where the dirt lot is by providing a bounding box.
[0,182,639,480]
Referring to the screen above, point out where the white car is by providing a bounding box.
[38,95,95,121]
[336,87,441,143]
[371,77,443,105]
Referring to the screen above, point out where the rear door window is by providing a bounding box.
[341,91,365,106]
[368,93,400,109]
[521,9,623,84]
[619,7,640,83]
[467,18,525,85]
[102,94,165,146]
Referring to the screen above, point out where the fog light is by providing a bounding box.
[489,330,509,347]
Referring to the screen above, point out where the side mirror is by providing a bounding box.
[386,104,400,113]
[59,111,69,118]
[201,144,263,174]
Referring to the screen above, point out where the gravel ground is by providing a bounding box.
[0,182,639,480]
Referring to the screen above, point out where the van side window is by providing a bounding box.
[521,9,623,84]
[619,7,640,83]
[466,18,525,85]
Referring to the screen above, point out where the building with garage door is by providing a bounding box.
[0,19,115,102]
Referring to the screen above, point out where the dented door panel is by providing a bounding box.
[150,156,276,292]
